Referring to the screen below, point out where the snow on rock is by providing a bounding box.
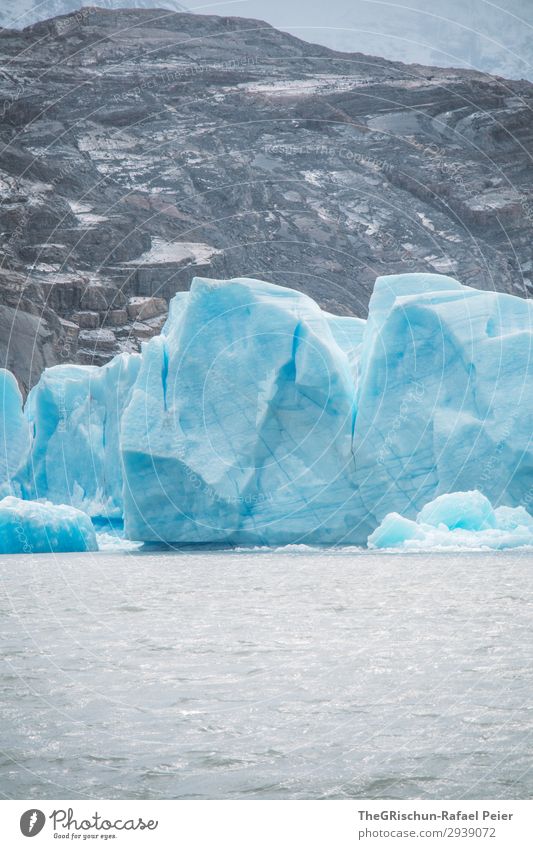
[368,491,533,550]
[121,276,365,545]
[20,353,140,518]
[126,239,220,267]
[0,369,30,498]
[0,496,97,554]
[126,296,167,321]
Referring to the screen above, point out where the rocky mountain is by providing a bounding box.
[0,7,532,392]
[4,2,532,83]
[209,0,533,83]
[0,0,189,30]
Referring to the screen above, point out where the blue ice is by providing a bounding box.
[0,496,97,554]
[368,491,533,550]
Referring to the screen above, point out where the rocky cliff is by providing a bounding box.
[1,7,532,392]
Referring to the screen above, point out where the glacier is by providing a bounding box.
[120,273,533,546]
[0,496,97,554]
[351,272,533,541]
[19,353,140,518]
[1,271,532,550]
[121,277,366,545]
[0,369,30,498]
[368,491,533,550]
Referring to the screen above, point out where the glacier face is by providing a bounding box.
[120,273,533,545]
[2,271,533,550]
[0,496,97,554]
[351,273,533,542]
[121,277,366,545]
[20,353,140,518]
[0,369,29,498]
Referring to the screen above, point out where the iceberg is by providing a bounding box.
[1,271,532,549]
[0,496,97,554]
[121,277,366,545]
[20,353,140,518]
[0,369,30,497]
[120,273,533,546]
[368,491,533,550]
[351,272,533,541]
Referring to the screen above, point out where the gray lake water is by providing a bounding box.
[0,549,532,800]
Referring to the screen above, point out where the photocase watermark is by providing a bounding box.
[2,206,28,263]
[2,155,95,268]
[19,806,159,839]
[54,5,93,35]
[522,483,533,513]
[20,809,45,837]
[184,462,274,507]
[0,81,27,120]
[406,138,470,193]
[377,380,426,465]
[1,1,192,117]
[12,522,33,553]
[263,142,395,176]
[520,194,533,227]
[168,435,276,507]
[56,384,69,433]
[1,8,96,117]
[111,55,259,105]
[474,409,519,490]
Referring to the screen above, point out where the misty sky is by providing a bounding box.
[2,0,532,79]
[186,0,533,79]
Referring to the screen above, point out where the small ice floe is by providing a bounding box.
[0,496,97,554]
[368,491,533,551]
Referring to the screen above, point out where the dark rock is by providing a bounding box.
[103,308,128,327]
[73,310,100,329]
[78,328,118,351]
[0,306,57,395]
[0,7,531,389]
[126,296,168,321]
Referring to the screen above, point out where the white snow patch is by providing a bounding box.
[239,75,370,96]
[127,238,220,266]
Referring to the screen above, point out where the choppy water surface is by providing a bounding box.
[1,549,532,799]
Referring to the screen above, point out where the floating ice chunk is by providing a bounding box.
[0,369,30,497]
[95,530,143,552]
[368,491,533,550]
[493,505,533,531]
[20,353,140,518]
[417,490,496,530]
[366,512,423,548]
[0,496,97,554]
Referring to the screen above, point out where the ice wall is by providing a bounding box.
[121,277,365,545]
[0,369,29,498]
[120,272,533,545]
[351,273,533,541]
[20,353,140,518]
[2,271,532,549]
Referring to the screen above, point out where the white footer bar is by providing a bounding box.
[2,800,532,848]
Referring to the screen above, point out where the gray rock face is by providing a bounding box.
[0,1,189,30]
[126,296,167,321]
[0,7,532,392]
